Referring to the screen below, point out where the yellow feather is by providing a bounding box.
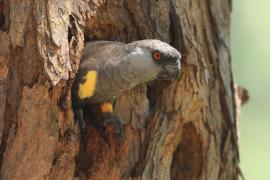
[78,71,97,99]
[101,102,113,113]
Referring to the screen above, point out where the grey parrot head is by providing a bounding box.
[124,39,181,82]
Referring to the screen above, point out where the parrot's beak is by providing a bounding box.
[158,60,181,80]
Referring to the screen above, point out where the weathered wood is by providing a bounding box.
[0,0,240,179]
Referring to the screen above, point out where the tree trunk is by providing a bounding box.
[0,0,241,180]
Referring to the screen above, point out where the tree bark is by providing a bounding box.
[0,0,241,180]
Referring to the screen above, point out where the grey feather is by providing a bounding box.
[72,39,181,108]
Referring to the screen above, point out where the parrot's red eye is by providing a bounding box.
[153,51,161,61]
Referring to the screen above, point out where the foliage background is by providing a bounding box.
[231,0,270,179]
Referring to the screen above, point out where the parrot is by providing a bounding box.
[72,39,181,137]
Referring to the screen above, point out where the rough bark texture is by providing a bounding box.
[0,0,240,180]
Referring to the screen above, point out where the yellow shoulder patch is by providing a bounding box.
[78,70,97,99]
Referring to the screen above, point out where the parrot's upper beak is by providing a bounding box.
[157,59,181,80]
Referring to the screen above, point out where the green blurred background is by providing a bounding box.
[231,0,270,179]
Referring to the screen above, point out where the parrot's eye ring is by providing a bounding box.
[153,51,161,61]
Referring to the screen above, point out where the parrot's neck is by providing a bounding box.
[114,65,142,90]
[97,58,157,98]
[113,59,155,90]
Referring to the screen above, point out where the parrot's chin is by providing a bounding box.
[157,69,180,80]
[157,73,171,80]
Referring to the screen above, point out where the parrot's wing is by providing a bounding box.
[72,41,126,106]
[80,41,126,69]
